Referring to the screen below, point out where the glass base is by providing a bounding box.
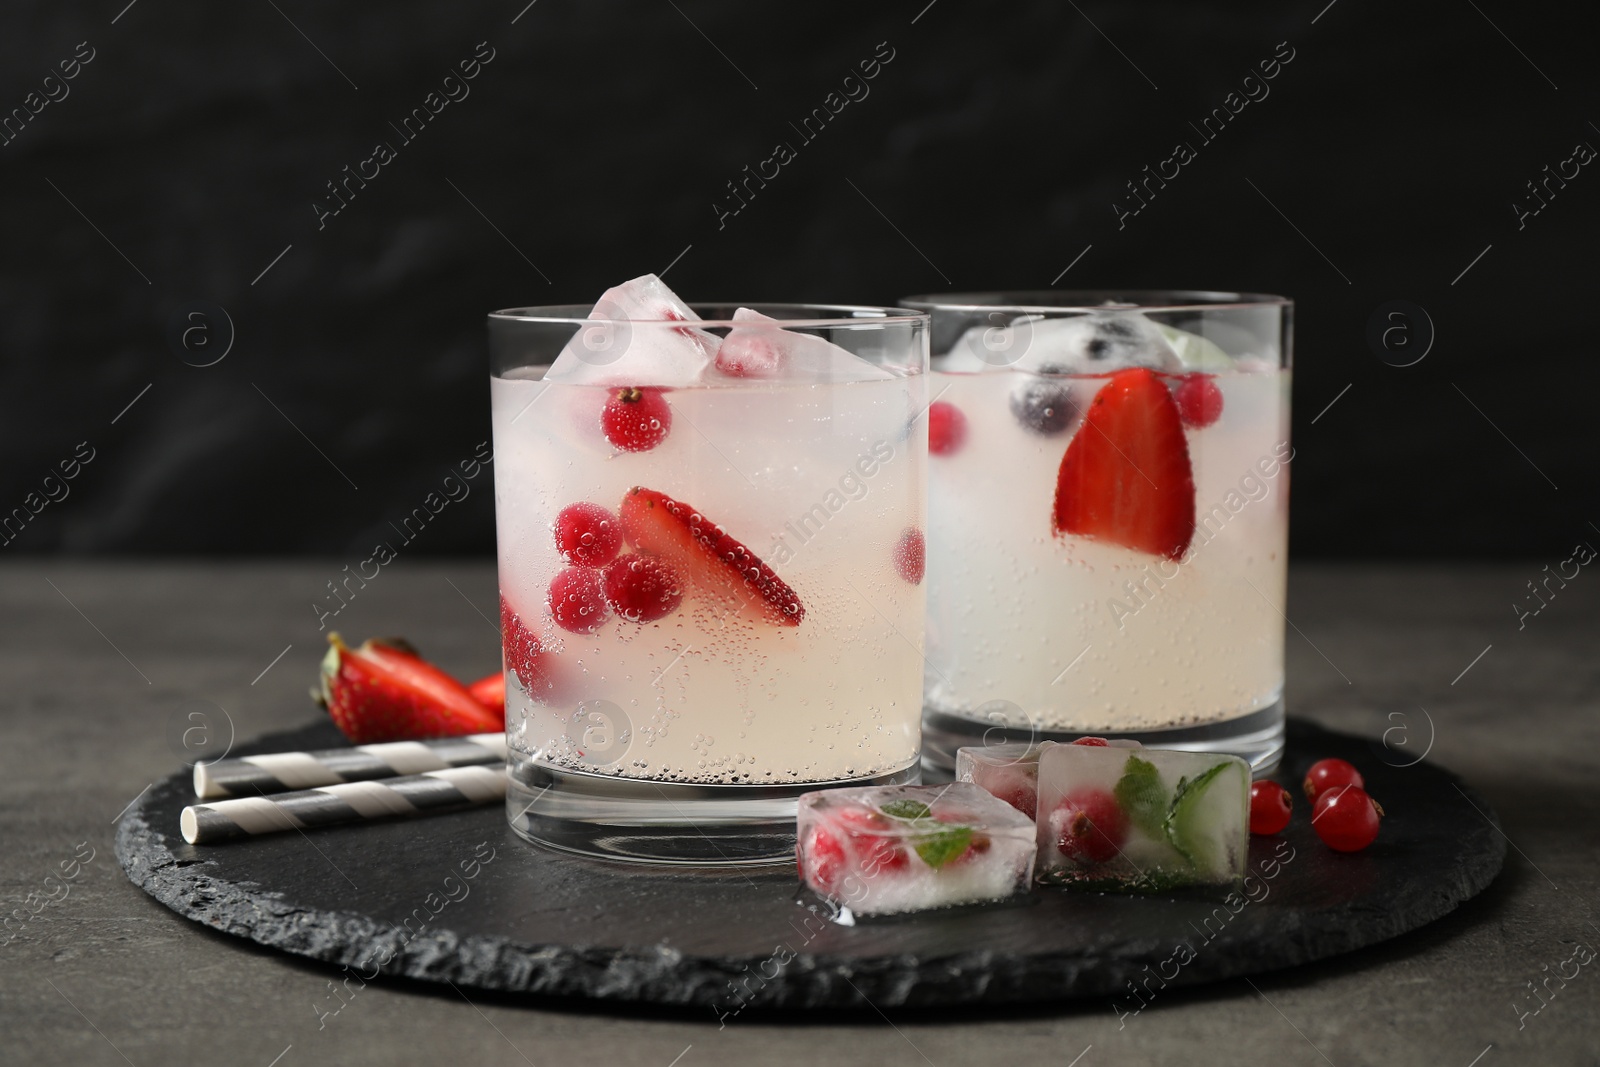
[919,698,1285,779]
[506,758,921,866]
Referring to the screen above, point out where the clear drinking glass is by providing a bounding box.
[488,304,928,864]
[902,292,1292,773]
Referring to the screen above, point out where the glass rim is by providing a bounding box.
[488,302,930,329]
[901,290,1292,313]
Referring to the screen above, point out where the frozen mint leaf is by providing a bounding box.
[913,826,974,869]
[881,798,932,821]
[1113,755,1167,839]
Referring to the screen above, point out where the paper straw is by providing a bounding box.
[193,733,506,799]
[180,766,506,845]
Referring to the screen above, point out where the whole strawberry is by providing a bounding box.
[467,672,505,711]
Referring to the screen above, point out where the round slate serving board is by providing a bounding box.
[116,718,1504,1010]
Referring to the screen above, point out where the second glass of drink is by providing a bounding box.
[904,291,1293,773]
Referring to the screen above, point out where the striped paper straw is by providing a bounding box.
[193,733,506,799]
[180,766,507,845]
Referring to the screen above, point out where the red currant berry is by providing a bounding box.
[927,401,967,456]
[858,837,909,875]
[600,555,684,623]
[997,782,1037,820]
[1249,780,1293,835]
[714,329,783,378]
[1303,758,1364,802]
[836,810,909,876]
[553,502,622,567]
[1174,374,1224,429]
[1050,788,1128,864]
[1072,737,1110,747]
[547,566,609,634]
[600,386,672,452]
[1312,784,1383,852]
[892,528,925,585]
[802,826,847,892]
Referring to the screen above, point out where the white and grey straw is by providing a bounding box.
[193,733,506,799]
[180,765,507,845]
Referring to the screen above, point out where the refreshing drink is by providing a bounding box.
[489,278,928,864]
[905,293,1292,772]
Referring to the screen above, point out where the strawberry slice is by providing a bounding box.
[467,672,505,711]
[618,486,804,626]
[500,595,566,702]
[1052,368,1195,560]
[318,633,501,744]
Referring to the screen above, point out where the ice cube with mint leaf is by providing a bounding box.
[1036,743,1248,892]
[795,784,1035,916]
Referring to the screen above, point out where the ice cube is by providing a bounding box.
[1156,324,1235,371]
[959,738,1142,820]
[956,743,1042,819]
[938,314,1033,372]
[942,310,1181,374]
[1036,743,1248,892]
[930,345,988,374]
[1016,311,1182,374]
[713,308,893,383]
[796,783,1035,916]
[545,274,719,386]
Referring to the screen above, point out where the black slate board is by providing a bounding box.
[115,719,1504,1011]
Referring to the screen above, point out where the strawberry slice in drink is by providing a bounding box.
[618,486,804,626]
[500,595,568,704]
[1052,367,1195,560]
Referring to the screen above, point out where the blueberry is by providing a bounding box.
[1009,375,1079,435]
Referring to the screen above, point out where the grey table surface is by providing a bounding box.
[2,560,1596,1067]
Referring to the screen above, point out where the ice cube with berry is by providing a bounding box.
[545,273,720,386]
[796,784,1035,916]
[957,743,1042,819]
[713,308,893,383]
[1036,742,1248,892]
[958,737,1142,821]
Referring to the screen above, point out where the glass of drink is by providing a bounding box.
[901,291,1292,773]
[488,277,928,865]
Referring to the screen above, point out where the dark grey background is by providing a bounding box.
[2,0,1595,558]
